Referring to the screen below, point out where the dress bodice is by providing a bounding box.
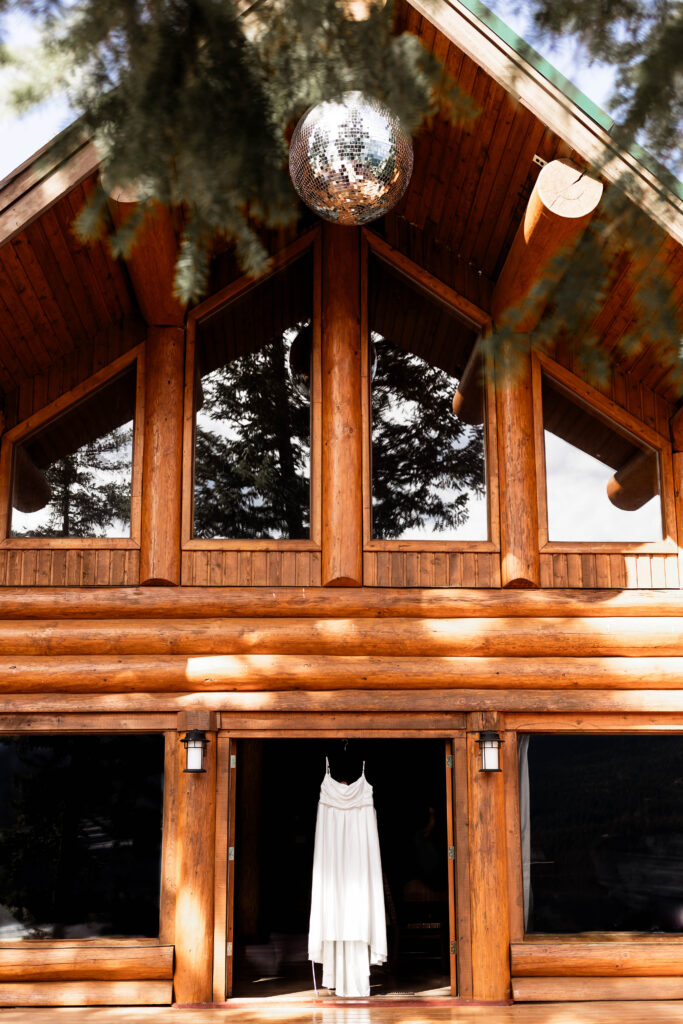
[319,772,374,810]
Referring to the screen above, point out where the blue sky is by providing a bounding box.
[0,1,617,182]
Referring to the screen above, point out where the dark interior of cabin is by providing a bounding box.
[233,738,451,998]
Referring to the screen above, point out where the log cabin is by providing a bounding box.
[0,0,682,1012]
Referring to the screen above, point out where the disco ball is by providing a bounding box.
[289,91,413,225]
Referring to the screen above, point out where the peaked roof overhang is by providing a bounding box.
[411,0,683,244]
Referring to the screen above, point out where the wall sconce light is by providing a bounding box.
[182,730,208,773]
[477,731,503,772]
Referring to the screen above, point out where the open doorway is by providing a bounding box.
[232,738,453,999]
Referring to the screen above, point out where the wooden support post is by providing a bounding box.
[491,159,603,331]
[467,712,510,1002]
[321,224,362,587]
[140,326,185,585]
[496,347,540,588]
[173,711,218,1005]
[672,412,683,581]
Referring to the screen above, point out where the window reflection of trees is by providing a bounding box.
[12,429,133,539]
[371,337,486,540]
[10,367,136,539]
[193,331,311,540]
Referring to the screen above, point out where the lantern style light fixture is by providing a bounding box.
[182,730,208,773]
[477,731,503,773]
[289,91,413,226]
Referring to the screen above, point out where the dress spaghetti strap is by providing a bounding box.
[362,760,366,776]
[325,755,331,775]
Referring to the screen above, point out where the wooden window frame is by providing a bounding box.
[0,347,145,550]
[360,233,500,554]
[0,715,177,957]
[503,713,683,948]
[532,351,678,555]
[182,228,322,553]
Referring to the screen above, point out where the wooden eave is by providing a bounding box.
[408,0,683,242]
[0,130,141,400]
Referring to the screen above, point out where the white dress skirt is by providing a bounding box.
[308,761,387,997]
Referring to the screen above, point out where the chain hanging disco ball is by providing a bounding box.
[289,91,413,225]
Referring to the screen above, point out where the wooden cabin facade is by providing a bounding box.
[0,0,682,1010]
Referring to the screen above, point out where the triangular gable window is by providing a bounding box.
[541,372,664,543]
[9,364,137,539]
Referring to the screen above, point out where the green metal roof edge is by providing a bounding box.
[457,0,683,202]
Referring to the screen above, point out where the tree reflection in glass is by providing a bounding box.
[369,256,487,541]
[192,254,312,540]
[10,366,136,539]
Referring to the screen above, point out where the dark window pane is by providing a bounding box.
[10,366,136,538]
[543,375,663,541]
[0,735,164,939]
[525,735,683,933]
[369,256,486,540]
[193,254,312,540]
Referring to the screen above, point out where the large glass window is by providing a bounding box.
[542,374,663,542]
[522,734,683,933]
[368,256,487,541]
[0,734,164,939]
[192,253,313,540]
[9,366,137,539]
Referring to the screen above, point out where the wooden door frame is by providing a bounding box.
[211,721,471,1001]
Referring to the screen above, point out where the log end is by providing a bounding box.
[536,158,604,222]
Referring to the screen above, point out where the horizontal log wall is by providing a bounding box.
[0,616,681,657]
[0,586,679,618]
[364,551,501,587]
[0,549,140,586]
[540,553,680,589]
[0,654,682,692]
[0,945,173,982]
[8,690,683,716]
[511,942,683,977]
[512,977,683,1001]
[0,981,172,1006]
[181,550,321,587]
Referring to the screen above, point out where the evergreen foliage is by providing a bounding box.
[1,0,471,302]
[1,1,680,380]
[525,0,682,177]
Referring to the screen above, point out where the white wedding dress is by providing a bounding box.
[308,759,387,997]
